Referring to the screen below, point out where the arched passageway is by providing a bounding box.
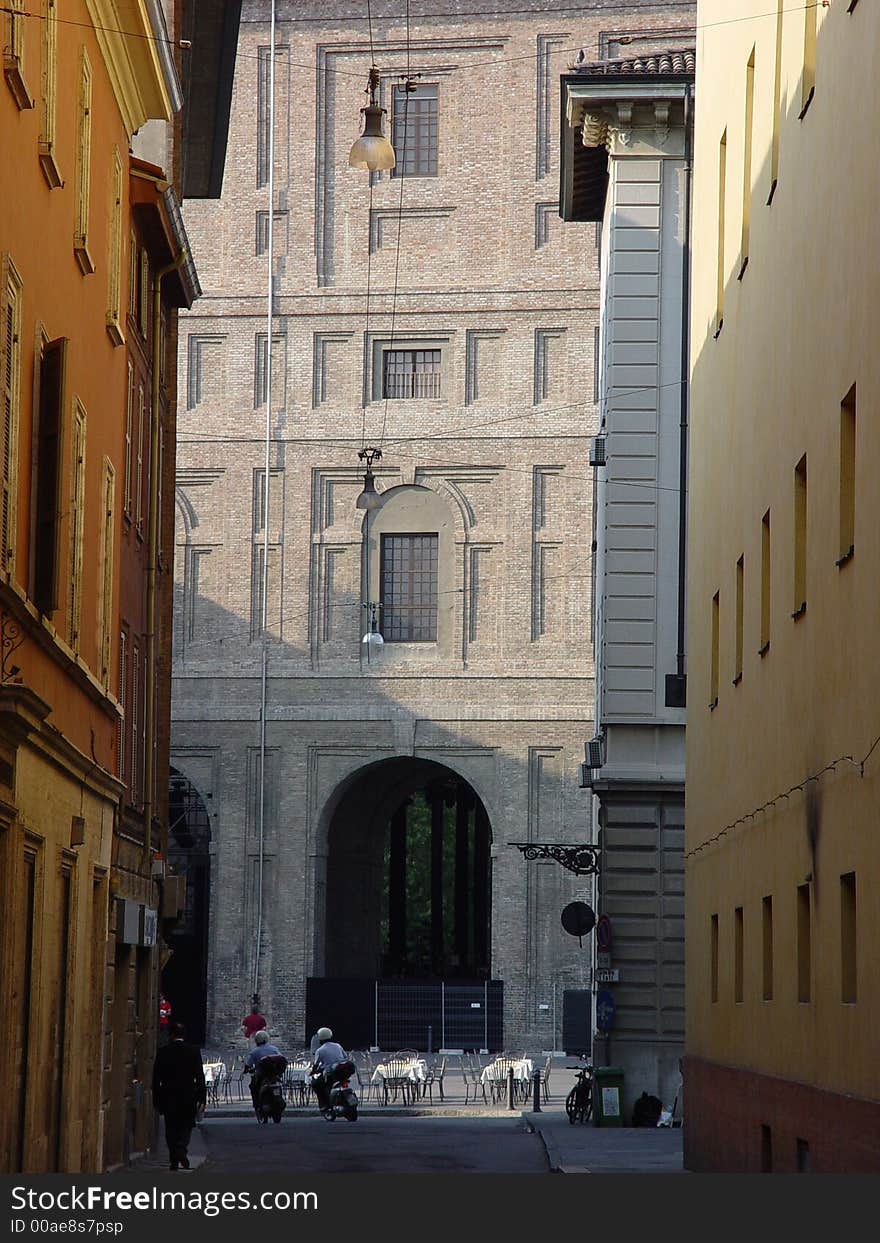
[162,768,211,1045]
[324,759,492,981]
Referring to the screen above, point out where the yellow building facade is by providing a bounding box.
[686,0,880,1171]
[0,1,178,1171]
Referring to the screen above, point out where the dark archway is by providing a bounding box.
[162,768,211,1045]
[324,759,492,981]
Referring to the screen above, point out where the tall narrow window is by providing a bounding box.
[734,555,744,684]
[128,232,137,321]
[392,83,439,177]
[710,913,719,1003]
[710,591,720,707]
[734,906,744,1003]
[760,509,771,654]
[135,384,144,530]
[740,50,755,277]
[3,0,31,110]
[67,402,86,649]
[838,384,855,564]
[124,363,133,515]
[1,255,23,576]
[138,251,149,336]
[380,534,439,642]
[131,643,139,805]
[38,0,62,187]
[801,0,817,116]
[840,872,856,1004]
[34,337,67,614]
[793,455,807,618]
[73,49,94,274]
[715,130,727,334]
[98,458,115,685]
[117,629,127,782]
[762,895,774,1001]
[769,1,783,200]
[106,149,124,344]
[256,46,271,187]
[797,882,811,1003]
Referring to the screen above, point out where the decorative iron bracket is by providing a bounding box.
[1,608,24,683]
[512,843,600,876]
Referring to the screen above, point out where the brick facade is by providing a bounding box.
[171,0,695,1050]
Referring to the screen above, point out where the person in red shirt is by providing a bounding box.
[241,1004,267,1042]
[159,994,172,1045]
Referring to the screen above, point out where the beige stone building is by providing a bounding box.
[171,0,695,1052]
[686,0,880,1171]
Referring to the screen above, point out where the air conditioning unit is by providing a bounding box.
[589,435,606,467]
[578,761,593,789]
[585,734,606,769]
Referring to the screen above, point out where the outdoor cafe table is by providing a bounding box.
[480,1058,533,1086]
[370,1059,428,1087]
[203,1061,224,1084]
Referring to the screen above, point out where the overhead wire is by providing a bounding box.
[686,732,880,862]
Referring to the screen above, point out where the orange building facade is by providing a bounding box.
[0,0,193,1171]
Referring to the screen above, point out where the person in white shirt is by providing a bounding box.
[310,1027,352,1114]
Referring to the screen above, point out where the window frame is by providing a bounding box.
[380,532,439,643]
[391,81,439,178]
[381,348,443,401]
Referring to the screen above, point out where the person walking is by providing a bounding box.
[241,1003,267,1044]
[152,1021,206,1171]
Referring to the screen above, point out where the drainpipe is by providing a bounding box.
[674,83,693,692]
[143,251,185,866]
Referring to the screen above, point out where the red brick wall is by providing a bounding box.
[684,1056,880,1173]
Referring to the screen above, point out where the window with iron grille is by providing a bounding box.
[380,534,438,641]
[392,83,438,177]
[382,349,441,400]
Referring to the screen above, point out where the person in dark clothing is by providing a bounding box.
[152,1021,206,1171]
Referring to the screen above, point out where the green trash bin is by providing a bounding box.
[592,1066,625,1127]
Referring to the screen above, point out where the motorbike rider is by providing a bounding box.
[245,1029,284,1113]
[310,1027,352,1116]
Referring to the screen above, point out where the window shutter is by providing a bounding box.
[2,300,15,570]
[34,336,67,613]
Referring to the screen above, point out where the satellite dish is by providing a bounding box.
[561,901,596,947]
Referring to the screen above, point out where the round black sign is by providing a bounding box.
[561,901,596,938]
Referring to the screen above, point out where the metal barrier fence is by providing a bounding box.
[306,978,503,1051]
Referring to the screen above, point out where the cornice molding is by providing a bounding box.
[84,0,178,135]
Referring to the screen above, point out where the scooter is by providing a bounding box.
[249,1054,288,1124]
[312,1061,359,1122]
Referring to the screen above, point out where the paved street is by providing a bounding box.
[199,1113,549,1175]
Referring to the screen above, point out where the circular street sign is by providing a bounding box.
[561,901,596,939]
[596,913,612,952]
[596,988,615,1031]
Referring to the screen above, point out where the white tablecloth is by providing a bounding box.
[480,1058,533,1084]
[371,1059,427,1086]
[203,1062,224,1084]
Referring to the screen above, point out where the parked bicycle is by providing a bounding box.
[565,1061,593,1125]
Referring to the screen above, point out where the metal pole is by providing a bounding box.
[532,1068,541,1113]
[441,980,445,1051]
[253,0,277,1002]
[374,979,379,1050]
[507,1066,515,1111]
[483,980,488,1052]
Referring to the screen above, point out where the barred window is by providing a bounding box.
[392,83,438,177]
[382,349,441,400]
[380,534,438,641]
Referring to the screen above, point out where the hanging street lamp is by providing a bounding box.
[356,445,383,511]
[349,66,396,171]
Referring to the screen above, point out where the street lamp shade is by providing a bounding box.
[349,104,396,171]
[356,467,383,510]
[362,629,385,646]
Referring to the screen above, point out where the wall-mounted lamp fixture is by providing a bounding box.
[349,67,396,171]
